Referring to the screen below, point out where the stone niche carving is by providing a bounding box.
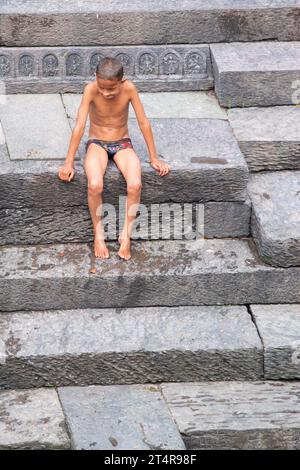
[66,53,84,76]
[42,54,59,77]
[184,50,208,78]
[18,54,35,77]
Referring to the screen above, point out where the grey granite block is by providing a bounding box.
[0,1,299,46]
[0,388,70,449]
[1,238,300,312]
[0,199,251,245]
[161,381,300,450]
[211,42,300,107]
[250,304,300,380]
[0,305,263,389]
[0,94,78,161]
[248,171,300,267]
[0,45,213,93]
[228,106,300,171]
[0,118,249,208]
[58,384,185,450]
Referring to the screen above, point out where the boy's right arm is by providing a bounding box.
[58,84,92,182]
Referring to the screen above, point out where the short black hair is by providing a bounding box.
[96,56,123,80]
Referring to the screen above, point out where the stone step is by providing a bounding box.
[0,199,251,245]
[161,381,300,450]
[228,106,300,172]
[250,304,300,380]
[0,45,213,93]
[2,380,300,450]
[248,171,300,267]
[0,96,248,206]
[1,1,298,46]
[0,305,263,389]
[1,238,300,312]
[211,42,300,107]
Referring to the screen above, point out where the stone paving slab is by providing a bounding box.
[1,1,298,46]
[1,238,300,312]
[0,305,262,389]
[58,384,185,450]
[228,106,300,171]
[0,94,77,161]
[0,199,251,245]
[248,171,300,267]
[250,304,300,380]
[161,381,300,450]
[0,388,70,449]
[0,117,248,207]
[211,42,300,107]
[63,91,227,127]
[0,45,213,93]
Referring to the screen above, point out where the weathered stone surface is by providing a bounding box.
[0,118,248,208]
[1,238,300,312]
[0,1,299,46]
[0,95,77,161]
[211,42,300,107]
[0,45,213,93]
[63,90,227,123]
[0,44,213,94]
[58,384,185,450]
[250,304,300,380]
[161,381,300,450]
[0,305,262,389]
[248,171,300,267]
[0,199,250,245]
[228,106,300,171]
[0,388,70,449]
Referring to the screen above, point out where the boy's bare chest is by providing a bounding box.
[90,95,130,118]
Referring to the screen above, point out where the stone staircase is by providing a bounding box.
[0,0,300,451]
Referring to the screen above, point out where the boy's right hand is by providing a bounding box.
[58,162,75,182]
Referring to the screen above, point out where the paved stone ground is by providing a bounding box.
[2,380,300,450]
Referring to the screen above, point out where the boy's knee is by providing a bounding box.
[127,180,142,194]
[88,179,104,196]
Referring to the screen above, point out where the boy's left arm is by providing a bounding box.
[129,82,170,176]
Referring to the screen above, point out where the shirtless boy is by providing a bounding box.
[58,56,170,260]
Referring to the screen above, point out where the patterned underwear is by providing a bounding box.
[85,137,134,160]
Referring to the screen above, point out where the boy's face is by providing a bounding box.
[96,75,122,100]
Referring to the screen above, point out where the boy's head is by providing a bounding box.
[95,57,124,100]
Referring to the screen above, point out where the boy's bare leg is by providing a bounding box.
[113,148,142,260]
[84,144,110,258]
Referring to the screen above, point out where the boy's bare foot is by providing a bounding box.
[94,232,110,258]
[118,232,131,260]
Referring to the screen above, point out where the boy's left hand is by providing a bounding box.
[150,158,171,176]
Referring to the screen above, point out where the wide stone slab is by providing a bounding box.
[251,304,300,380]
[161,381,300,450]
[228,106,300,171]
[0,45,213,93]
[58,384,185,450]
[0,94,77,160]
[63,91,227,123]
[0,1,298,46]
[0,199,251,245]
[248,171,300,267]
[0,388,70,449]
[0,305,262,389]
[0,118,249,207]
[211,42,300,107]
[1,238,300,312]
